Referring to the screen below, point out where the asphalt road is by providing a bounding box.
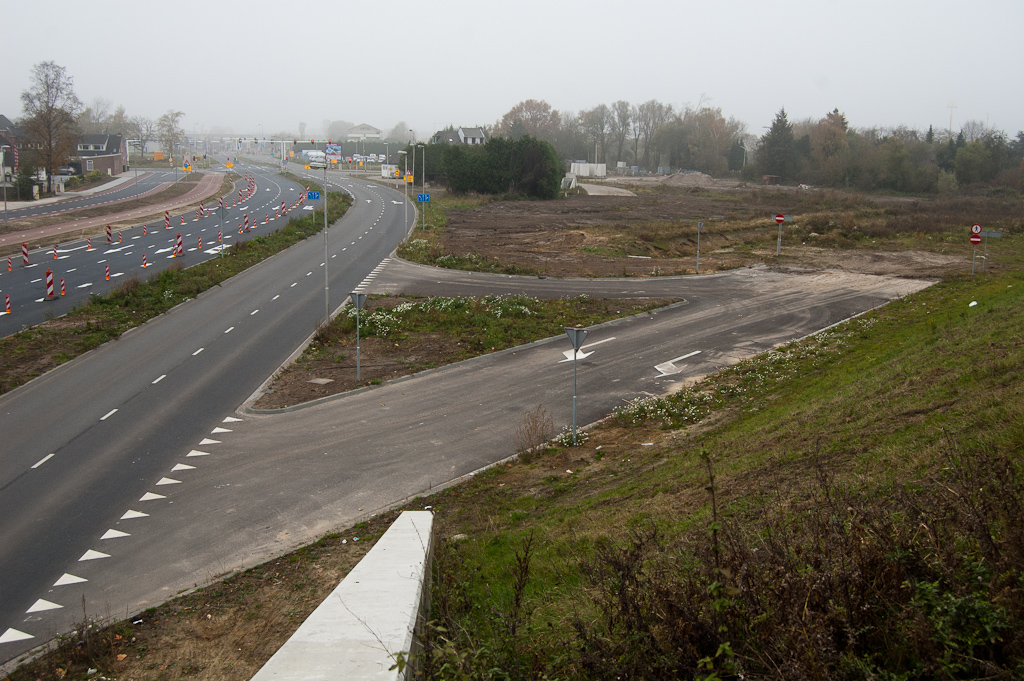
[1,170,177,221]
[0,165,413,664]
[0,164,305,335]
[0,236,931,665]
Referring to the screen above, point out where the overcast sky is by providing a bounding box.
[3,0,1022,140]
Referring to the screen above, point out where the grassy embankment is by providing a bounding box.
[9,269,1023,681]
[0,176,350,394]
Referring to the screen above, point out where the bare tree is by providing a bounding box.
[609,100,632,165]
[130,116,157,156]
[583,104,611,163]
[637,99,671,169]
[156,110,185,158]
[21,61,82,192]
[494,100,561,142]
[960,119,992,143]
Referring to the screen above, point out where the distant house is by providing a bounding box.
[346,124,382,141]
[431,127,488,145]
[75,134,127,175]
[0,114,24,180]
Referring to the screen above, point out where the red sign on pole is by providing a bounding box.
[971,224,982,234]
[775,214,785,224]
[971,233,982,245]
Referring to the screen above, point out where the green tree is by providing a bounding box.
[955,141,993,185]
[757,108,796,181]
[20,61,82,193]
[810,108,849,186]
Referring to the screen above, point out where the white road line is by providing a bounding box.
[272,294,280,300]
[153,374,166,384]
[100,408,118,421]
[192,347,204,356]
[250,309,259,315]
[31,453,55,469]
[225,326,234,333]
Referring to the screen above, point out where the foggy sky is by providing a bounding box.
[3,0,1022,140]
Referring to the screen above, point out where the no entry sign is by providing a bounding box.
[775,214,785,224]
[971,233,982,245]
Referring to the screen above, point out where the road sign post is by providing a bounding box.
[351,292,367,381]
[696,221,703,274]
[565,327,588,446]
[774,214,786,256]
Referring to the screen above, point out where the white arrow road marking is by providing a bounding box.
[211,427,232,434]
[654,350,702,376]
[79,549,109,561]
[187,450,210,457]
[391,200,402,204]
[76,283,92,289]
[155,477,180,486]
[100,529,130,539]
[223,416,242,422]
[26,599,62,613]
[0,628,33,644]
[198,438,220,445]
[53,573,87,586]
[120,509,148,519]
[139,492,165,501]
[171,463,195,472]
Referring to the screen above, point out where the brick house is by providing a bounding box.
[75,134,127,175]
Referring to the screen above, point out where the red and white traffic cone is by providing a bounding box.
[218,229,222,242]
[238,223,243,234]
[106,225,112,242]
[142,253,148,268]
[22,242,29,265]
[244,214,249,231]
[180,214,185,226]
[175,233,183,256]
[6,256,11,271]
[4,294,10,314]
[60,278,65,296]
[53,245,58,260]
[118,231,123,242]
[164,211,170,229]
[198,236,203,250]
[45,269,54,298]
[195,209,200,220]
[143,225,147,235]
[105,264,110,281]
[87,238,92,251]
[264,213,268,224]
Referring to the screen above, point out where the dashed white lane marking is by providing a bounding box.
[100,529,130,539]
[192,347,204,356]
[100,409,118,421]
[139,492,165,501]
[0,628,33,643]
[26,599,62,613]
[79,549,109,561]
[171,463,195,472]
[290,282,297,287]
[120,509,148,519]
[272,294,280,300]
[305,271,312,276]
[198,438,219,445]
[153,374,166,384]
[225,326,234,333]
[251,309,259,315]
[53,573,87,586]
[31,453,55,469]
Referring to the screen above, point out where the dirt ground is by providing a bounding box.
[436,185,968,279]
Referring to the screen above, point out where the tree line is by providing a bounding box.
[490,99,1024,193]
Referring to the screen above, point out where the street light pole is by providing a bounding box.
[323,164,329,322]
[1,145,10,230]
[418,144,426,230]
[397,150,407,233]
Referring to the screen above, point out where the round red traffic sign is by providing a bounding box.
[971,234,982,245]
[775,214,785,224]
[971,224,982,234]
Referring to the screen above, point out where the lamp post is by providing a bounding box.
[1,144,9,230]
[397,150,408,232]
[351,292,367,381]
[565,327,589,446]
[418,144,426,230]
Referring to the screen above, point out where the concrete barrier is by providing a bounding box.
[251,511,434,680]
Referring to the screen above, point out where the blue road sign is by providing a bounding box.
[307,191,320,201]
[417,193,430,202]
